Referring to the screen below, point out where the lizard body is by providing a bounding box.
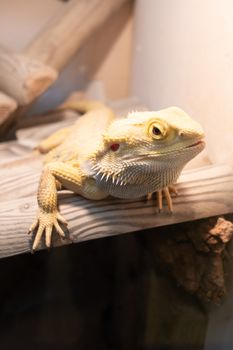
[30,101,205,250]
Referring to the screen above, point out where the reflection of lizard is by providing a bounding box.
[29,101,205,250]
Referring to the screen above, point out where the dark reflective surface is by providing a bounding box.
[0,229,207,350]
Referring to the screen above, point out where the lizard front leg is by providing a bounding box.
[29,166,67,250]
[30,162,108,250]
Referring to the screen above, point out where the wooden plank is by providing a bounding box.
[0,156,41,200]
[0,141,31,164]
[0,164,233,259]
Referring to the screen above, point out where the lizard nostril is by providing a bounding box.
[179,131,184,137]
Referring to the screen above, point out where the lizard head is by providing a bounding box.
[90,107,205,187]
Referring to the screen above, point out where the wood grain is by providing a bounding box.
[0,92,17,125]
[0,140,36,165]
[0,45,58,105]
[0,164,233,259]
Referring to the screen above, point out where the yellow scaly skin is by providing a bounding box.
[29,101,205,250]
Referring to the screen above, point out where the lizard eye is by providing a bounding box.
[148,121,167,140]
[152,126,162,136]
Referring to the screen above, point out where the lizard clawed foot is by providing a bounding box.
[147,185,178,213]
[29,210,68,251]
[157,186,178,212]
[157,187,173,212]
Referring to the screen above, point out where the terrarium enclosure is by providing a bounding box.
[0,1,233,349]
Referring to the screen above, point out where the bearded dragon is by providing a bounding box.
[29,101,205,250]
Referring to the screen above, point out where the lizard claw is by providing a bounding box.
[28,218,39,234]
[56,212,68,226]
[29,210,68,251]
[148,185,177,213]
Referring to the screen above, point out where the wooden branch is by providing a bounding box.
[0,0,130,136]
[0,92,17,125]
[0,163,233,259]
[1,0,129,102]
[0,45,58,105]
[24,0,131,71]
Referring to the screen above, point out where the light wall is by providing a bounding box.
[132,0,233,165]
[132,2,233,348]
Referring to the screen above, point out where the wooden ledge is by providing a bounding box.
[0,163,233,259]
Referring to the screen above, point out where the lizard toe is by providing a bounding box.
[54,220,66,238]
[28,217,39,234]
[152,187,176,213]
[45,225,53,248]
[32,224,45,251]
[57,212,68,226]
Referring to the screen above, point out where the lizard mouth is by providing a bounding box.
[185,140,205,149]
[126,139,205,159]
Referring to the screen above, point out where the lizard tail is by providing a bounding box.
[58,100,108,114]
